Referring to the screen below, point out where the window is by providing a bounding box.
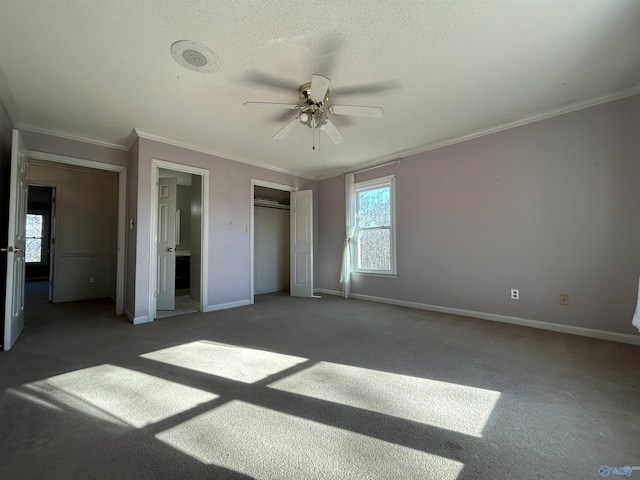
[354,175,396,275]
[26,212,46,264]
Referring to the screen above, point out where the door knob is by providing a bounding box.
[167,248,174,252]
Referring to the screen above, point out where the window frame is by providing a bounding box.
[353,174,397,276]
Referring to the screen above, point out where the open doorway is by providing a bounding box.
[3,132,126,351]
[250,180,299,304]
[27,161,120,306]
[26,150,126,315]
[253,186,291,296]
[155,168,203,318]
[25,185,55,301]
[150,160,209,320]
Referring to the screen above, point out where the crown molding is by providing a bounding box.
[15,123,129,151]
[131,128,316,180]
[9,84,639,183]
[125,127,140,150]
[316,84,640,181]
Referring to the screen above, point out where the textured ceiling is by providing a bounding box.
[1,0,639,178]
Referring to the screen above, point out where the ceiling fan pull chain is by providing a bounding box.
[312,117,316,150]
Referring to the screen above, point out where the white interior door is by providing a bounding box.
[3,129,28,351]
[290,190,313,297]
[156,177,177,311]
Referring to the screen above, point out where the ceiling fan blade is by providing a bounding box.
[310,74,331,102]
[322,119,345,144]
[243,70,300,92]
[329,105,384,118]
[273,116,299,140]
[244,102,299,109]
[332,80,402,97]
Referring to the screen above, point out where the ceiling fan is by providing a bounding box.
[244,74,384,148]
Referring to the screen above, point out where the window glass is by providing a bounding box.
[357,228,391,271]
[357,187,390,228]
[353,175,396,275]
[26,213,44,263]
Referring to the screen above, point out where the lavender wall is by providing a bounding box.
[21,131,128,167]
[0,97,14,333]
[134,138,317,320]
[317,94,640,335]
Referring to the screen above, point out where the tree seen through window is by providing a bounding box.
[26,213,45,263]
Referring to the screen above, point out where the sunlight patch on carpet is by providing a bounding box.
[268,362,500,437]
[156,400,463,479]
[35,364,218,428]
[140,341,308,383]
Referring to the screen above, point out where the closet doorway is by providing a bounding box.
[250,180,297,304]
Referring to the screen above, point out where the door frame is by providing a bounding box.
[250,179,298,305]
[26,150,126,315]
[26,183,58,300]
[149,159,209,318]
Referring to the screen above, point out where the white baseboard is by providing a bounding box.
[314,288,342,297]
[125,309,153,325]
[132,315,152,325]
[204,299,251,313]
[343,293,640,346]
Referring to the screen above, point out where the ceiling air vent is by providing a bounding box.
[170,40,219,73]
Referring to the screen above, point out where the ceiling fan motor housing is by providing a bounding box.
[299,82,330,105]
[298,82,329,127]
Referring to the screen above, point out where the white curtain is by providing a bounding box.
[339,173,356,298]
[633,275,640,332]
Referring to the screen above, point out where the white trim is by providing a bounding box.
[316,85,640,181]
[348,293,640,346]
[352,272,398,278]
[149,159,209,321]
[132,129,315,180]
[18,124,128,151]
[26,150,125,172]
[250,179,299,305]
[314,288,342,296]
[204,299,251,312]
[26,149,126,316]
[124,309,134,323]
[132,315,152,325]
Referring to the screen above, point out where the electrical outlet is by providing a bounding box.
[511,289,519,300]
[559,293,569,305]
[89,276,95,284]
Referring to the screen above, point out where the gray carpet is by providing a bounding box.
[1,283,639,479]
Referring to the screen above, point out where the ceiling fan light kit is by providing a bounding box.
[244,74,384,149]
